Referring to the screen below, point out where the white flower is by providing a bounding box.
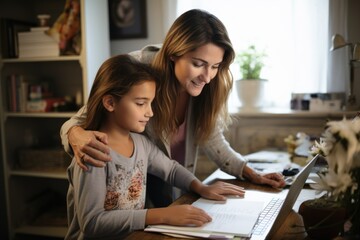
[310,139,328,156]
[321,131,335,155]
[310,173,333,193]
[326,119,359,172]
[310,117,360,198]
[353,117,360,132]
[311,169,353,197]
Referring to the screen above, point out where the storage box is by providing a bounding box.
[309,99,342,112]
[17,148,71,170]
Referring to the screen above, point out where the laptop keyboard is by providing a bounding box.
[252,198,284,235]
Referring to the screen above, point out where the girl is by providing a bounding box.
[65,54,245,239]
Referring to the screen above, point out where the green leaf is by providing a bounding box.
[236,45,266,80]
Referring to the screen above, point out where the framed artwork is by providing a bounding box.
[108,0,147,39]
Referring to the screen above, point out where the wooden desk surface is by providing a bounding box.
[124,169,318,240]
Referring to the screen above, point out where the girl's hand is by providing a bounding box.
[191,180,245,201]
[146,205,212,227]
[68,126,111,170]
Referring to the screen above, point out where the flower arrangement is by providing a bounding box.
[309,115,360,236]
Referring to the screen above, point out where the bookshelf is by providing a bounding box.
[0,0,110,239]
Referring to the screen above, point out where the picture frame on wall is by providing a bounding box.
[108,0,147,39]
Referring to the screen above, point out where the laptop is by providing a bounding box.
[250,154,319,240]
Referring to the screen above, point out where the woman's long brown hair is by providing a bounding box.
[151,9,235,144]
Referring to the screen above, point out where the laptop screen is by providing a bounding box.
[264,154,318,239]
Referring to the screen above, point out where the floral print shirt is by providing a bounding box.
[104,151,146,211]
[65,132,196,240]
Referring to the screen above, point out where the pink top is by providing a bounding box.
[170,119,187,166]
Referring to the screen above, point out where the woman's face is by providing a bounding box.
[173,43,224,96]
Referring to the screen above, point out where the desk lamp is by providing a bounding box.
[330,34,360,110]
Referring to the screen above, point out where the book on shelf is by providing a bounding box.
[19,46,59,58]
[7,74,28,112]
[30,26,50,32]
[18,30,57,43]
[0,18,35,58]
[6,74,66,113]
[18,27,59,58]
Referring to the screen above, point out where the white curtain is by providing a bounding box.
[174,0,347,109]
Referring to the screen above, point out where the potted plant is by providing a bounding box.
[235,45,267,109]
[299,115,360,239]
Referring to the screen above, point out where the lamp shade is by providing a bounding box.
[330,34,350,51]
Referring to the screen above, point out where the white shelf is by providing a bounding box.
[4,111,76,118]
[2,55,81,63]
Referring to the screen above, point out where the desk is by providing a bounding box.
[124,169,320,240]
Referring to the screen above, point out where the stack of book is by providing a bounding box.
[7,74,28,112]
[6,73,66,113]
[18,26,59,58]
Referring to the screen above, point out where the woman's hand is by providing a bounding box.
[146,205,212,227]
[243,166,286,188]
[68,126,111,170]
[190,180,245,201]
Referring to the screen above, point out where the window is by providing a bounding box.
[176,0,332,109]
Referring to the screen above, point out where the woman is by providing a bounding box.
[60,9,285,208]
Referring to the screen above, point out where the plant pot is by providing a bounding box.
[235,79,267,110]
[298,199,347,240]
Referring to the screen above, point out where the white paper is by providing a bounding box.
[144,226,234,239]
[245,150,290,163]
[145,197,264,238]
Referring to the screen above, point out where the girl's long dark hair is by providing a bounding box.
[82,54,158,131]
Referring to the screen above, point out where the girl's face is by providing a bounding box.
[173,43,224,96]
[112,80,156,133]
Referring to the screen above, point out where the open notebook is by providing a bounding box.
[146,197,264,238]
[145,155,319,239]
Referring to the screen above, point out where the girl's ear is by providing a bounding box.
[103,95,115,112]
